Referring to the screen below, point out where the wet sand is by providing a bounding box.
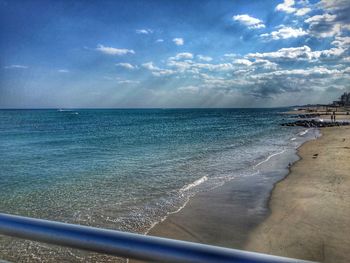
[136,127,350,263]
[245,127,350,262]
[147,175,272,248]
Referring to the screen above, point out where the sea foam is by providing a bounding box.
[180,176,208,192]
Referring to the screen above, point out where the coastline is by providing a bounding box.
[134,126,350,263]
[129,128,320,263]
[245,126,350,262]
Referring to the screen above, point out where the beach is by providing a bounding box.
[143,126,350,263]
[245,127,350,262]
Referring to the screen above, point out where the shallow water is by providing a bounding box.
[0,108,312,262]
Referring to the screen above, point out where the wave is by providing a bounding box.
[298,129,310,136]
[57,109,73,112]
[180,176,208,192]
[144,197,191,235]
[254,149,286,168]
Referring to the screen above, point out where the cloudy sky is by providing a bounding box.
[0,0,349,108]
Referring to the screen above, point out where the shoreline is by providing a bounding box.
[143,129,316,237]
[143,151,288,238]
[141,140,303,237]
[130,128,317,261]
[135,126,350,262]
[244,126,350,262]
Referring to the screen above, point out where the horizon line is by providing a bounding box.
[0,106,300,110]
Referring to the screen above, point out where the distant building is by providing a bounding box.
[333,92,350,106]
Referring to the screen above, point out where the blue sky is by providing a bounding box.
[1,0,349,108]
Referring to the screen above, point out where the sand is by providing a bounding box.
[138,127,350,263]
[147,175,272,248]
[245,127,350,262]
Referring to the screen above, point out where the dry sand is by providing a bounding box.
[245,127,350,262]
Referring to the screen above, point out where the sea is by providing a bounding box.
[0,108,319,262]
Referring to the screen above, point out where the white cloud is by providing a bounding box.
[319,0,350,11]
[275,0,311,16]
[332,36,350,48]
[306,1,350,38]
[96,44,135,55]
[142,62,176,76]
[151,69,176,77]
[232,14,265,29]
[305,14,337,24]
[4,64,28,69]
[260,26,307,40]
[145,55,278,82]
[115,63,136,70]
[117,80,140,84]
[233,59,253,66]
[305,14,342,38]
[253,59,278,70]
[276,0,296,13]
[136,29,153,34]
[343,24,350,31]
[342,56,350,63]
[192,62,235,72]
[197,55,213,62]
[142,62,158,71]
[168,61,217,75]
[129,43,349,101]
[194,62,234,72]
[247,45,346,62]
[178,85,199,93]
[247,46,314,61]
[173,38,184,46]
[295,7,311,16]
[166,60,192,72]
[58,69,69,73]
[169,52,194,60]
[253,66,349,78]
[156,39,164,43]
[232,58,277,70]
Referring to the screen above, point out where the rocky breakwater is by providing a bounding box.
[281,119,350,128]
[292,113,321,119]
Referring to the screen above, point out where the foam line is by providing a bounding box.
[254,149,286,168]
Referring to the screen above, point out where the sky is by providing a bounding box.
[0,0,349,108]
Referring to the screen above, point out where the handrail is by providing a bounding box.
[0,213,315,263]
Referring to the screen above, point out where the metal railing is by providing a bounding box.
[0,213,315,263]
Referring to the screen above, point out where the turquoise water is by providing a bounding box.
[0,108,303,261]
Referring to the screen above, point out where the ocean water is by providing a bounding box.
[0,108,313,262]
